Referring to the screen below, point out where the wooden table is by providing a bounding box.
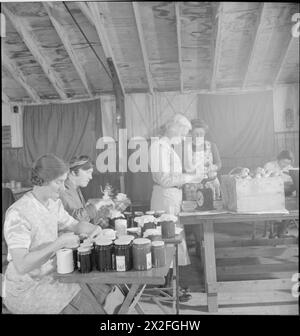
[55,246,175,314]
[179,210,299,313]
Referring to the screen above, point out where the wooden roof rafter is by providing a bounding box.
[132,2,154,95]
[2,4,68,100]
[175,2,183,94]
[273,35,294,86]
[43,2,94,98]
[2,52,41,103]
[210,2,223,91]
[79,1,126,96]
[242,3,266,89]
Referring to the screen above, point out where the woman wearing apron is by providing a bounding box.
[149,114,203,301]
[3,154,119,314]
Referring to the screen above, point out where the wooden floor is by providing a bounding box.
[139,221,299,315]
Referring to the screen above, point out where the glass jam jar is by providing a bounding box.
[132,238,152,271]
[133,211,144,227]
[115,219,127,238]
[80,242,95,269]
[124,211,134,228]
[94,238,113,272]
[77,246,93,273]
[151,241,166,268]
[114,237,132,271]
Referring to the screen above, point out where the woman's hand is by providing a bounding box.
[55,233,80,250]
[185,174,204,184]
[94,199,114,211]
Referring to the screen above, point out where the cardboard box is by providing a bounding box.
[220,175,286,212]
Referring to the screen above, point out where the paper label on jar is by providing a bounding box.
[116,256,126,271]
[146,252,152,269]
[77,261,80,269]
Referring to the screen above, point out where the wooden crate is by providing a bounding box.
[220,175,286,212]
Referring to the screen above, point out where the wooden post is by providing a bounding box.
[107,57,126,194]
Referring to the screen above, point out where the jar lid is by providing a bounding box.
[143,229,160,238]
[134,211,144,216]
[77,246,91,253]
[155,210,166,215]
[80,242,93,248]
[152,241,165,247]
[142,215,157,224]
[120,234,135,241]
[124,211,132,215]
[157,214,178,223]
[133,238,151,246]
[127,227,139,233]
[114,238,131,245]
[95,238,113,246]
[146,210,155,215]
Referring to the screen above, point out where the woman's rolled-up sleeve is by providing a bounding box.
[4,209,32,250]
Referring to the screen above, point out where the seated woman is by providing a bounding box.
[264,150,295,196]
[60,155,112,227]
[3,154,119,314]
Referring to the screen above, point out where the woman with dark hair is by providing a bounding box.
[264,150,295,195]
[3,154,118,314]
[186,119,222,200]
[60,155,113,225]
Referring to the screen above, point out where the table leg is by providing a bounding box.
[118,284,140,314]
[80,284,107,314]
[172,244,179,314]
[202,220,218,313]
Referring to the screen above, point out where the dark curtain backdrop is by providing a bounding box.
[197,91,276,173]
[23,99,102,167]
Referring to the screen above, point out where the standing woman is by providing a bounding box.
[3,154,112,314]
[187,119,222,200]
[149,114,203,299]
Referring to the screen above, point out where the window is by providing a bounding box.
[2,125,12,148]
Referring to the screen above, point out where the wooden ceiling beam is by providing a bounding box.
[210,2,223,91]
[132,2,154,94]
[2,4,68,100]
[242,3,266,89]
[43,2,94,98]
[2,53,41,103]
[79,2,125,96]
[273,36,294,86]
[175,2,183,93]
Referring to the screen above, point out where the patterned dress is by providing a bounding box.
[3,192,81,314]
